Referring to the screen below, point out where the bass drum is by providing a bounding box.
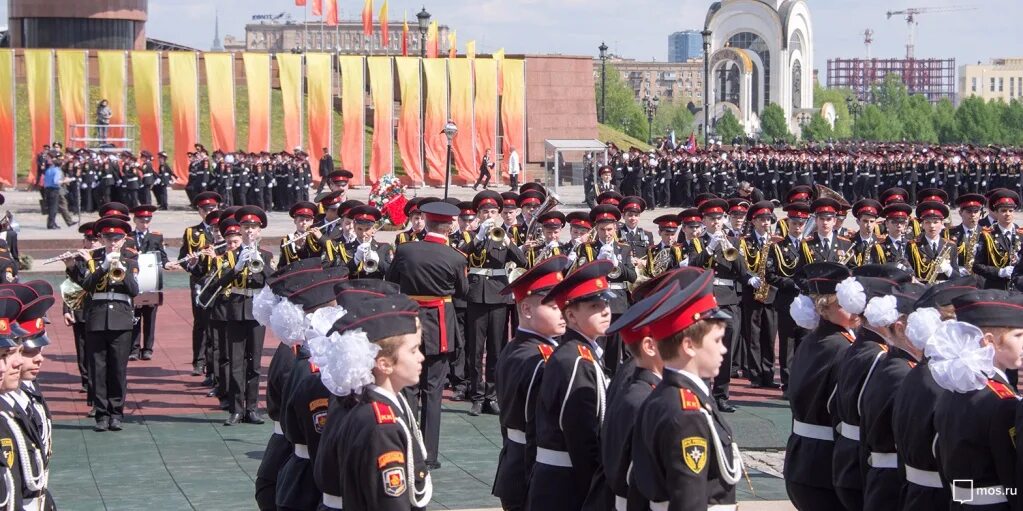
[136,252,163,306]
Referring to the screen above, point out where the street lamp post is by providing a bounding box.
[599,42,608,124]
[417,7,431,188]
[442,120,458,198]
[642,87,659,145]
[701,29,712,148]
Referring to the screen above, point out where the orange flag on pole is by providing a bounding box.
[401,13,409,56]
[362,0,373,36]
[426,21,439,58]
[380,0,389,47]
[295,0,306,6]
[325,0,338,26]
[312,0,322,16]
[448,31,457,59]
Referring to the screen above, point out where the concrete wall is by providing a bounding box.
[523,55,598,163]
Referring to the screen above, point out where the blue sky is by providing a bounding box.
[3,0,1019,71]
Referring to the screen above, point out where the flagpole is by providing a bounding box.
[304,2,309,50]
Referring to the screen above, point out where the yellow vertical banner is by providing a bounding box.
[0,50,15,186]
[131,51,162,155]
[367,56,393,183]
[306,53,333,179]
[276,53,303,152]
[98,51,127,143]
[394,57,422,185]
[501,59,526,181]
[243,53,271,153]
[339,56,366,185]
[25,49,54,174]
[448,58,475,184]
[204,53,236,152]
[168,52,199,182]
[56,50,88,149]
[474,58,498,173]
[422,58,448,183]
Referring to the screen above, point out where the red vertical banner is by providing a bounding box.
[130,51,162,155]
[474,58,498,173]
[339,56,366,185]
[312,0,322,16]
[24,50,54,174]
[168,52,199,183]
[325,0,338,26]
[277,53,304,152]
[448,58,476,184]
[306,53,333,178]
[394,57,422,184]
[501,59,526,181]
[242,52,271,153]
[97,51,127,144]
[367,57,393,183]
[422,59,447,183]
[0,50,16,187]
[56,50,88,149]
[362,0,374,35]
[204,53,236,152]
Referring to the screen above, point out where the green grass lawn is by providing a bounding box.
[597,123,651,152]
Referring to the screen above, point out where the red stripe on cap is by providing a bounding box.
[330,176,349,183]
[595,212,617,222]
[960,201,982,208]
[478,198,498,209]
[570,220,592,229]
[921,195,944,203]
[919,209,944,218]
[729,205,749,213]
[994,197,1017,208]
[17,318,43,336]
[682,216,702,224]
[647,293,719,340]
[513,271,564,301]
[887,210,909,218]
[788,211,810,219]
[543,219,564,227]
[789,192,809,201]
[857,206,878,216]
[293,208,314,217]
[601,198,621,206]
[657,221,679,229]
[354,213,375,222]
[424,212,453,222]
[815,206,836,214]
[83,229,95,236]
[884,194,905,203]
[224,225,241,235]
[134,210,153,218]
[703,207,724,215]
[239,214,261,224]
[101,226,126,235]
[521,198,541,206]
[503,199,518,208]
[751,208,771,218]
[460,209,475,217]
[556,277,610,309]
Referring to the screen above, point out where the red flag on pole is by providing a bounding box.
[312,0,322,16]
[362,0,374,36]
[295,0,307,6]
[380,0,389,47]
[325,0,338,26]
[401,14,409,56]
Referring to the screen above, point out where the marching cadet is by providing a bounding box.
[464,191,527,417]
[315,191,347,241]
[628,268,743,510]
[330,294,433,511]
[522,211,569,268]
[277,201,325,269]
[565,212,593,252]
[395,197,433,245]
[179,191,222,377]
[880,187,922,238]
[907,201,959,282]
[775,185,812,238]
[0,295,24,509]
[153,151,173,210]
[516,190,545,232]
[642,215,688,278]
[618,196,653,259]
[499,192,527,246]
[835,206,852,239]
[740,200,781,388]
[385,201,469,469]
[879,202,914,269]
[127,205,168,361]
[450,201,476,249]
[799,198,854,265]
[783,262,856,510]
[219,207,273,425]
[726,198,750,237]
[447,200,474,400]
[846,199,885,267]
[349,205,393,279]
[323,169,354,196]
[492,256,570,511]
[974,189,1022,290]
[597,165,617,194]
[950,193,985,271]
[528,261,615,511]
[932,291,1023,510]
[676,208,705,255]
[187,217,235,411]
[63,222,99,406]
[690,198,748,412]
[66,216,140,432]
[138,150,155,206]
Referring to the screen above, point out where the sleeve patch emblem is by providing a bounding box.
[682,436,708,474]
[312,410,328,434]
[309,398,329,411]
[381,466,407,497]
[377,450,406,469]
[0,438,12,467]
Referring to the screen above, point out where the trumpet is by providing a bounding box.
[714,233,740,262]
[489,226,507,243]
[108,253,126,283]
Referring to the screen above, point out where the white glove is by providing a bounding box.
[748,276,762,289]
[546,240,559,250]
[102,252,118,271]
[680,257,690,267]
[476,220,493,241]
[364,249,380,271]
[939,260,953,277]
[234,250,252,271]
[566,251,578,265]
[597,244,616,263]
[707,234,722,251]
[999,266,1013,278]
[354,243,368,264]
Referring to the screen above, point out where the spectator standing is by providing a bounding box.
[507,146,520,189]
[96,100,112,144]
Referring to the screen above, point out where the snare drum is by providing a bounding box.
[136,252,163,306]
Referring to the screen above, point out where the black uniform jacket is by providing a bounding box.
[690,232,748,306]
[71,248,141,332]
[572,240,637,314]
[859,347,917,508]
[891,359,951,510]
[465,234,527,305]
[832,328,887,492]
[601,365,661,502]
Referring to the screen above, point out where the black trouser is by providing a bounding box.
[448,305,468,392]
[85,328,133,421]
[72,321,90,398]
[153,185,168,210]
[466,302,508,403]
[137,186,152,206]
[131,305,157,355]
[227,320,265,414]
[509,173,519,189]
[786,481,844,511]
[190,287,206,366]
[474,168,491,189]
[711,302,740,401]
[209,320,228,396]
[412,354,449,463]
[44,187,60,228]
[775,292,807,389]
[741,297,778,384]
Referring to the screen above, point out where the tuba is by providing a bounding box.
[60,279,87,311]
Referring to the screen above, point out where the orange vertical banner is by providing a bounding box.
[168,52,199,183]
[97,51,127,144]
[501,59,526,181]
[339,56,366,185]
[25,49,54,168]
[56,50,88,149]
[0,50,15,187]
[474,58,498,172]
[425,22,439,58]
[395,57,422,184]
[277,53,304,152]
[422,59,447,183]
[243,52,271,153]
[131,51,162,155]
[448,58,475,184]
[325,0,339,26]
[306,53,333,179]
[367,57,393,183]
[204,53,236,152]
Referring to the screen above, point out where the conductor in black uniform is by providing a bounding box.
[385,200,469,469]
[66,217,140,432]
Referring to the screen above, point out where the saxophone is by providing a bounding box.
[753,239,773,303]
[963,228,981,273]
[924,243,955,284]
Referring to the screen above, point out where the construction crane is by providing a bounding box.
[862,29,874,59]
[886,5,977,59]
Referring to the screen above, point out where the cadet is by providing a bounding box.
[395,197,432,245]
[499,192,527,246]
[66,217,140,432]
[528,261,614,511]
[0,296,24,509]
[179,191,222,377]
[629,268,743,510]
[492,256,570,511]
[799,198,853,265]
[63,222,100,406]
[618,196,653,259]
[846,199,885,267]
[739,201,781,388]
[153,151,173,210]
[974,189,1021,290]
[386,200,469,468]
[447,200,475,400]
[127,205,168,361]
[349,205,393,279]
[277,201,325,268]
[907,201,959,282]
[642,215,688,278]
[950,193,984,271]
[522,211,569,268]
